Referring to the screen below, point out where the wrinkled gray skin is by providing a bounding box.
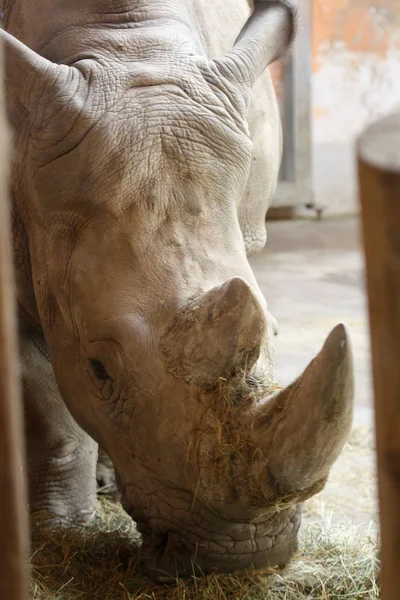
[3,0,354,581]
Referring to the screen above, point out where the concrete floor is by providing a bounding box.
[250,217,373,428]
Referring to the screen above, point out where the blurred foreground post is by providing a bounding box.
[358,112,400,600]
[0,40,29,600]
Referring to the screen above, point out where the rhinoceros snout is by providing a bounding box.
[136,504,302,582]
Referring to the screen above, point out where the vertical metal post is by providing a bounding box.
[274,0,313,210]
[294,0,312,202]
[280,54,296,182]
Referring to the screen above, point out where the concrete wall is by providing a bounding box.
[312,0,400,215]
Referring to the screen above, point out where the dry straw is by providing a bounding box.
[30,498,380,600]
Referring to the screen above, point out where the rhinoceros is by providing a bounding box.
[2,0,353,581]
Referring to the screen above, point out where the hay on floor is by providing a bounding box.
[30,497,380,600]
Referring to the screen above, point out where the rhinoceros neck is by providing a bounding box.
[4,0,203,56]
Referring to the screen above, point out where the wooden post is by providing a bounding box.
[358,112,400,600]
[0,38,29,600]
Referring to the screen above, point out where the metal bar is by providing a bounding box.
[280,53,296,182]
[275,0,313,208]
[294,0,313,204]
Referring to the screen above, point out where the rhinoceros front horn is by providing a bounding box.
[1,30,80,109]
[254,324,354,495]
[160,277,267,388]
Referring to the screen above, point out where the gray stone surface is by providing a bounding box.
[250,217,373,428]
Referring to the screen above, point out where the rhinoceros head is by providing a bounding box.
[4,0,353,581]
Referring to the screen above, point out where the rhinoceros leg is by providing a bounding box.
[19,319,98,524]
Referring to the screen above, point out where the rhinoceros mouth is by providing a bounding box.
[132,504,302,582]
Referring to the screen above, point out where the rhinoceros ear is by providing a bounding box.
[160,277,267,389]
[1,30,78,109]
[210,0,296,103]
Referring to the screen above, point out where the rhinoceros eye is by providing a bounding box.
[90,359,111,382]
